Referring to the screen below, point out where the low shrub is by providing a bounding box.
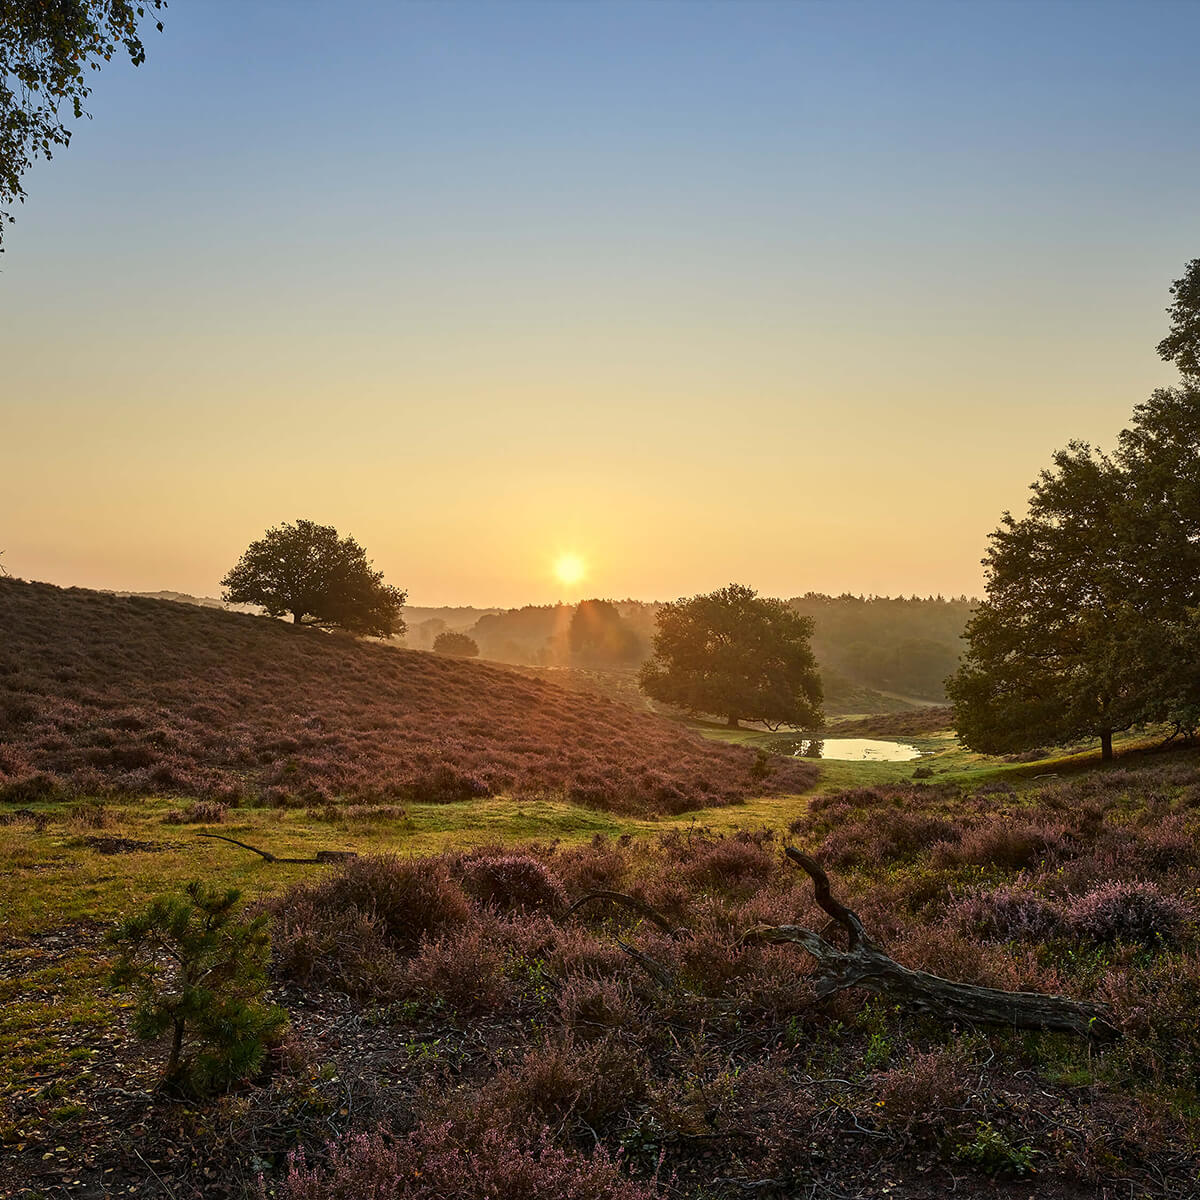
[163,800,227,824]
[948,884,1067,943]
[875,1049,970,1135]
[462,853,568,914]
[286,854,472,954]
[269,1122,659,1200]
[1070,881,1190,948]
[405,925,513,1013]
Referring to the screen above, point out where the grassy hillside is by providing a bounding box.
[0,579,817,815]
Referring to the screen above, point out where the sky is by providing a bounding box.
[2,0,1197,607]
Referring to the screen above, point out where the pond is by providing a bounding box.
[788,737,922,762]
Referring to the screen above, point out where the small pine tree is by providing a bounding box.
[107,881,288,1095]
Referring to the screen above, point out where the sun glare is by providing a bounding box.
[553,552,586,589]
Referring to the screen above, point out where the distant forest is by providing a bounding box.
[405,593,974,703]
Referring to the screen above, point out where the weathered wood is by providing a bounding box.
[744,847,1119,1041]
[197,833,357,865]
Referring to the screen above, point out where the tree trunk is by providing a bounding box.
[1100,730,1114,761]
[293,611,304,625]
[165,1017,184,1082]
[726,715,740,729]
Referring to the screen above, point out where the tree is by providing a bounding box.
[432,630,479,657]
[950,260,1200,760]
[1,1,164,250]
[222,519,406,637]
[568,598,642,664]
[947,444,1150,761]
[107,881,288,1095]
[638,583,823,729]
[1157,258,1200,379]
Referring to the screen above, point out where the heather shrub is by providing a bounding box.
[675,834,776,892]
[937,819,1074,871]
[553,836,629,893]
[268,897,401,997]
[1070,881,1190,947]
[0,771,62,804]
[462,853,568,914]
[815,811,959,868]
[546,925,628,979]
[479,1038,648,1130]
[948,884,1067,943]
[270,1123,659,1200]
[875,1049,970,1135]
[405,925,513,1013]
[290,854,472,954]
[163,800,227,824]
[559,975,636,1033]
[408,764,490,804]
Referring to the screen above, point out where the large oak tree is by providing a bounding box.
[222,520,405,638]
[638,583,823,730]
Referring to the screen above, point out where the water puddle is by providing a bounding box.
[788,737,922,762]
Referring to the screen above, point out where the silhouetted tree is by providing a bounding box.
[1158,258,1200,379]
[433,630,479,657]
[1,1,164,249]
[568,599,642,664]
[947,445,1146,761]
[952,263,1200,757]
[221,520,405,637]
[639,583,823,729]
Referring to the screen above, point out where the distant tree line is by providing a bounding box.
[950,258,1200,760]
[411,593,971,699]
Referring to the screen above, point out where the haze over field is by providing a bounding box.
[4,1,1199,604]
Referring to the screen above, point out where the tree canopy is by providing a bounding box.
[951,260,1200,759]
[432,630,479,658]
[221,520,405,638]
[1,0,164,249]
[568,599,642,665]
[1157,258,1200,379]
[638,583,823,729]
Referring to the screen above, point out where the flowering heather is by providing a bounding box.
[0,579,817,812]
[461,853,569,913]
[270,1124,659,1200]
[948,883,1068,943]
[1070,881,1191,948]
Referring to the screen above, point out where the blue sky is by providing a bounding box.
[3,1,1197,604]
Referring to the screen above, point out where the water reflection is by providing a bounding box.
[790,737,921,762]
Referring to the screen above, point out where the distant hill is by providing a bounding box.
[0,579,817,814]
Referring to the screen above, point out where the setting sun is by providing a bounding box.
[553,552,586,589]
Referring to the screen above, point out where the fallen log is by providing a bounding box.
[197,833,357,865]
[745,847,1118,1041]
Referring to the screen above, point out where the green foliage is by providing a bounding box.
[948,443,1141,759]
[568,599,642,664]
[951,261,1200,759]
[221,519,406,637]
[0,0,164,249]
[1157,257,1200,379]
[107,881,288,1095]
[432,630,479,657]
[638,583,823,729]
[952,1121,1037,1178]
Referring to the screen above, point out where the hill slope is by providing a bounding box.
[0,579,817,813]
